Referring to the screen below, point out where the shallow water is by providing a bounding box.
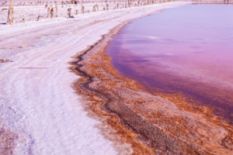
[107,4,233,123]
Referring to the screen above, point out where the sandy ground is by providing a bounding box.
[0,2,188,155]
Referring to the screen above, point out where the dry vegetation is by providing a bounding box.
[1,0,178,24]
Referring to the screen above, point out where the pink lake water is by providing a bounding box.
[107,4,233,123]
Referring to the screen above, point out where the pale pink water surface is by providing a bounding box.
[107,4,233,123]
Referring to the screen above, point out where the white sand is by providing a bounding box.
[0,2,188,155]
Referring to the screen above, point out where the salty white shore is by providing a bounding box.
[0,2,188,155]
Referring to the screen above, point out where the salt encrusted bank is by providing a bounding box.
[0,2,188,155]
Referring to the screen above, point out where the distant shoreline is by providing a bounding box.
[192,0,233,4]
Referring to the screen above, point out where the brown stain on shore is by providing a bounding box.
[70,25,154,154]
[112,54,233,124]
[0,59,13,63]
[0,127,18,155]
[70,26,233,154]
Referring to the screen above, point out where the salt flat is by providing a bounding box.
[0,2,187,155]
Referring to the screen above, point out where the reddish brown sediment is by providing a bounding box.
[0,59,12,63]
[0,126,18,155]
[70,25,233,154]
[112,53,233,124]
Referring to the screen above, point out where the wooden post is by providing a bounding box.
[7,0,14,24]
[80,0,85,14]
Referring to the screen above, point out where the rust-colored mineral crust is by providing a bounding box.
[70,26,233,155]
[0,126,17,155]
